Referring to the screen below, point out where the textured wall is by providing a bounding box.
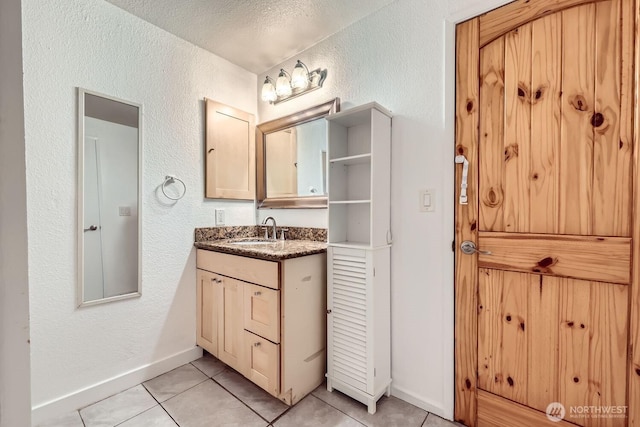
[22,0,256,418]
[0,0,31,425]
[257,0,511,419]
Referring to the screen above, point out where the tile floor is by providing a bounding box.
[36,353,462,427]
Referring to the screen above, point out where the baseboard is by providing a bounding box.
[391,384,452,421]
[31,346,203,425]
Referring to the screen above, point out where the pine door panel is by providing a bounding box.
[504,23,532,233]
[593,0,632,237]
[478,269,530,404]
[476,0,633,238]
[530,13,561,234]
[526,275,560,410]
[477,273,629,425]
[477,232,631,284]
[457,2,636,424]
[479,37,505,231]
[559,4,596,236]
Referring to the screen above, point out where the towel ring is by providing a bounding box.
[161,175,186,201]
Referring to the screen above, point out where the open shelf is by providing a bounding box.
[328,203,371,246]
[329,200,371,204]
[330,153,372,166]
[327,102,391,249]
[328,241,372,249]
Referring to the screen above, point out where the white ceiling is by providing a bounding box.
[105,0,396,74]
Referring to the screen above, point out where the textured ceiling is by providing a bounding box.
[105,0,396,73]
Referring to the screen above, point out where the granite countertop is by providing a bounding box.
[194,226,327,261]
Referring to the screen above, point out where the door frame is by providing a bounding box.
[451,1,640,426]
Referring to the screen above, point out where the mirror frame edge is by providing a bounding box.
[77,87,143,308]
[256,97,340,209]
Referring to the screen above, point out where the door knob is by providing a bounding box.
[83,225,98,232]
[460,240,491,255]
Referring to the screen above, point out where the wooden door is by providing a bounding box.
[218,276,246,375]
[265,128,298,197]
[196,269,218,357]
[454,1,640,426]
[205,99,255,200]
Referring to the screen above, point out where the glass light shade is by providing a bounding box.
[261,78,277,102]
[291,62,309,90]
[275,70,292,97]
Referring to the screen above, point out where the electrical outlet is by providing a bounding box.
[215,209,225,225]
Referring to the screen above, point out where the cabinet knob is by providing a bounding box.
[212,278,222,283]
[253,342,261,347]
[326,309,332,314]
[254,291,262,296]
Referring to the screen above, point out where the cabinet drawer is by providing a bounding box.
[244,284,280,343]
[196,249,279,289]
[245,331,280,396]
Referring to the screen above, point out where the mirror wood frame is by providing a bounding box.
[77,88,143,307]
[256,98,340,208]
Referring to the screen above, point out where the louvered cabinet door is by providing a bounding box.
[328,247,372,393]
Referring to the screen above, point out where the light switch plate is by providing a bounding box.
[420,189,435,212]
[119,206,131,216]
[215,208,225,225]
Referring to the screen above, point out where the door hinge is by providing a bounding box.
[452,240,455,252]
[374,368,377,376]
[373,268,376,277]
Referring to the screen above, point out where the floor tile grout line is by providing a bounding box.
[288,394,368,427]
[308,393,370,426]
[189,361,224,378]
[420,412,429,426]
[140,382,181,427]
[210,375,277,424]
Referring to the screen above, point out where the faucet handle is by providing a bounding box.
[279,229,289,240]
[261,226,269,239]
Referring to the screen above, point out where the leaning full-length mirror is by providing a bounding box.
[78,89,142,306]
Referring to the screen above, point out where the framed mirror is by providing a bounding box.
[257,98,340,208]
[77,88,142,306]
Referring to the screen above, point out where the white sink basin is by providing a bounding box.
[230,240,276,246]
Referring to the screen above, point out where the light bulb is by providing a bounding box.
[275,70,292,97]
[291,60,309,90]
[261,77,276,102]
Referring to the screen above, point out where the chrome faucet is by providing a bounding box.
[262,216,277,240]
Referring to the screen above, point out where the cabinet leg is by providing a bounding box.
[367,399,377,415]
[326,378,333,392]
[385,385,391,397]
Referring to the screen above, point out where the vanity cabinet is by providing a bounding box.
[195,270,245,375]
[204,99,255,200]
[196,249,326,405]
[196,269,218,356]
[326,102,392,414]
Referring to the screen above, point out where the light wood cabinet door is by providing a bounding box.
[217,276,246,375]
[245,330,279,396]
[243,283,280,343]
[196,269,218,357]
[205,99,255,200]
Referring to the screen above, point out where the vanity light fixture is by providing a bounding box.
[261,77,277,103]
[261,60,327,105]
[275,69,293,97]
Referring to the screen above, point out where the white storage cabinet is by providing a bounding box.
[326,102,392,414]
